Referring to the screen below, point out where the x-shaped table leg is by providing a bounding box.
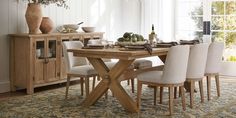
[81,58,139,112]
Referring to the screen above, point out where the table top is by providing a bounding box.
[68,48,169,60]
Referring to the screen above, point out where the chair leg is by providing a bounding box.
[160,86,163,104]
[65,76,71,99]
[215,74,220,97]
[85,77,90,97]
[190,81,195,108]
[105,90,108,99]
[97,75,101,81]
[179,87,182,97]
[180,86,186,111]
[207,75,211,101]
[154,86,157,105]
[127,80,130,85]
[174,87,177,99]
[199,80,204,103]
[169,86,174,115]
[92,76,96,90]
[137,81,143,109]
[80,77,84,96]
[131,79,135,93]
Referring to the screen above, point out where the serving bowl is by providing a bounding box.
[63,24,79,31]
[82,27,96,33]
[62,22,84,31]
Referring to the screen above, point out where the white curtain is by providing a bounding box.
[139,0,176,66]
[140,0,175,42]
[122,0,141,34]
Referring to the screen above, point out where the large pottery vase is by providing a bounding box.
[40,17,54,34]
[25,3,43,34]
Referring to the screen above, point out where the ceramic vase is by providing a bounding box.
[25,3,43,34]
[40,17,54,34]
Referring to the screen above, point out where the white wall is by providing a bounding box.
[0,0,123,93]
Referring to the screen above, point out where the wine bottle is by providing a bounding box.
[149,24,157,44]
[151,24,155,34]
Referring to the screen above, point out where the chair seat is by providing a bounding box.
[133,59,152,69]
[69,65,97,76]
[105,61,134,69]
[103,59,151,70]
[137,70,163,83]
[69,61,121,76]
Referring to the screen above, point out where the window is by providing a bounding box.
[211,0,236,61]
[176,0,236,62]
[176,0,203,40]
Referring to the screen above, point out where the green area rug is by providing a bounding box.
[0,77,236,118]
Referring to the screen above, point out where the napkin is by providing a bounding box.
[156,42,178,48]
[144,43,152,55]
[179,39,201,45]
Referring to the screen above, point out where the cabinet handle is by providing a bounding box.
[44,57,49,64]
[46,57,49,64]
[44,58,47,64]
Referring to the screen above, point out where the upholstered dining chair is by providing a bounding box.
[186,43,209,108]
[137,45,190,115]
[63,41,98,99]
[205,42,224,100]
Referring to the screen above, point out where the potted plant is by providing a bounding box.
[23,0,68,34]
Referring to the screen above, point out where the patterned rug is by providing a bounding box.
[0,77,236,118]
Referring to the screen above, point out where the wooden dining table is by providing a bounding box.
[68,47,169,113]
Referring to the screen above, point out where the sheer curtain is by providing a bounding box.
[140,0,175,42]
[139,0,176,66]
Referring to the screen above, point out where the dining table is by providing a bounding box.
[68,47,169,113]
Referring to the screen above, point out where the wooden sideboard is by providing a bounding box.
[9,32,104,94]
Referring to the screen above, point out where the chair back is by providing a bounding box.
[62,41,88,72]
[161,45,190,84]
[205,42,224,74]
[187,43,209,79]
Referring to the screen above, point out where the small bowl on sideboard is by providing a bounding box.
[82,27,96,33]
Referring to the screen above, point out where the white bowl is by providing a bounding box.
[82,27,95,33]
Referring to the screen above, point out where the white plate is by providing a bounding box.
[87,44,105,48]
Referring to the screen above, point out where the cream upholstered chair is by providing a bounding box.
[205,42,224,100]
[137,45,190,115]
[186,43,209,108]
[63,41,98,99]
